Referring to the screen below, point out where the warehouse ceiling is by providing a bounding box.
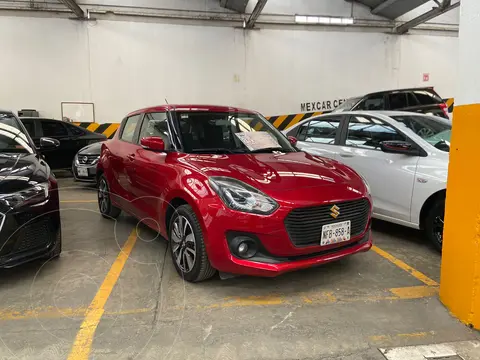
[351,0,431,19]
[219,0,249,13]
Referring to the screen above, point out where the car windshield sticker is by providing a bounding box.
[235,131,280,151]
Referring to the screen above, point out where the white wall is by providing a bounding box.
[0,15,457,122]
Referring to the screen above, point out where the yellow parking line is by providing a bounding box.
[60,200,97,203]
[0,307,150,321]
[67,229,137,360]
[372,246,438,286]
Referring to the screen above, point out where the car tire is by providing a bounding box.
[71,162,77,182]
[45,228,62,260]
[169,204,216,282]
[425,197,445,252]
[98,175,121,219]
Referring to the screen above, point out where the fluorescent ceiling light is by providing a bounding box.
[295,15,307,23]
[295,15,354,25]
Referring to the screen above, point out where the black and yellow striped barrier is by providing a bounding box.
[73,122,120,139]
[72,99,455,139]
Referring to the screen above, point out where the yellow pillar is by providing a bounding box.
[440,0,480,329]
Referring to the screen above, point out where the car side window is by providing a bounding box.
[66,123,85,136]
[41,120,68,137]
[413,90,440,105]
[388,92,408,109]
[356,95,385,111]
[297,118,341,144]
[138,112,172,149]
[120,114,141,143]
[346,115,406,150]
[21,119,35,137]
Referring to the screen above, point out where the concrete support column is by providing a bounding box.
[440,0,480,329]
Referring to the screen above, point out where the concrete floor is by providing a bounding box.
[0,177,478,360]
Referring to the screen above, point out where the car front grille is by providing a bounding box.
[284,198,370,247]
[77,154,98,165]
[13,214,54,253]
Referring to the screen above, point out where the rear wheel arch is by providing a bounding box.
[419,189,446,230]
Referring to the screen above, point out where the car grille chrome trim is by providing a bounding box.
[77,154,98,165]
[284,198,370,247]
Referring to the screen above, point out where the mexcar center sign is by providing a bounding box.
[301,99,346,112]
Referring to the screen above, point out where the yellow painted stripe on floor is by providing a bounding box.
[272,115,288,128]
[389,285,439,299]
[103,123,119,138]
[86,123,100,132]
[61,200,97,203]
[67,229,137,360]
[0,307,150,322]
[372,246,438,286]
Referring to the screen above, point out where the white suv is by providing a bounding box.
[284,111,450,251]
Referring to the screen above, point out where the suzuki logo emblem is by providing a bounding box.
[330,205,340,219]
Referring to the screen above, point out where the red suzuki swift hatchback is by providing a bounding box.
[97,105,372,282]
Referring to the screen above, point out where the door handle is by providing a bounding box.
[339,154,354,158]
[127,154,135,161]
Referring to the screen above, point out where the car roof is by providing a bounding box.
[347,87,438,99]
[127,104,258,117]
[19,117,61,121]
[294,110,441,126]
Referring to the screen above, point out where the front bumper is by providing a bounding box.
[202,196,372,277]
[0,187,61,268]
[72,160,97,183]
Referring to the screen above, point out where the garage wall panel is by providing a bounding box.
[0,17,91,119]
[398,35,458,97]
[88,21,245,121]
[0,15,458,121]
[244,29,397,116]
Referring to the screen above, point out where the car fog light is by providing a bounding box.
[238,242,249,255]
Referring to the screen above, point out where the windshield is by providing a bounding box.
[332,97,362,112]
[0,113,34,154]
[175,112,296,154]
[391,114,451,151]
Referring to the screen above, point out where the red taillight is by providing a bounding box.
[439,103,449,117]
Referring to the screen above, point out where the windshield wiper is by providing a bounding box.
[191,148,246,154]
[249,147,292,154]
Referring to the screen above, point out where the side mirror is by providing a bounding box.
[380,140,418,155]
[288,136,298,147]
[141,136,165,152]
[39,137,60,150]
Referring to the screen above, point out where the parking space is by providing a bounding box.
[0,178,477,360]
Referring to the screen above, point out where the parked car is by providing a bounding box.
[97,105,372,282]
[20,117,106,169]
[72,141,102,183]
[284,111,450,251]
[0,110,62,268]
[332,87,450,119]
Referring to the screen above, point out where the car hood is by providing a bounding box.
[0,153,49,194]
[179,151,366,193]
[78,141,103,155]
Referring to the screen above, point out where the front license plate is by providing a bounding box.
[77,167,88,177]
[321,220,351,246]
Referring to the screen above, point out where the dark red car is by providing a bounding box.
[97,105,372,282]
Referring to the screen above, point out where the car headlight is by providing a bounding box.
[0,182,50,209]
[359,174,371,194]
[208,177,278,215]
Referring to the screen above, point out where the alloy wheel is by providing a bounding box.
[171,215,196,273]
[98,179,109,214]
[433,214,444,245]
